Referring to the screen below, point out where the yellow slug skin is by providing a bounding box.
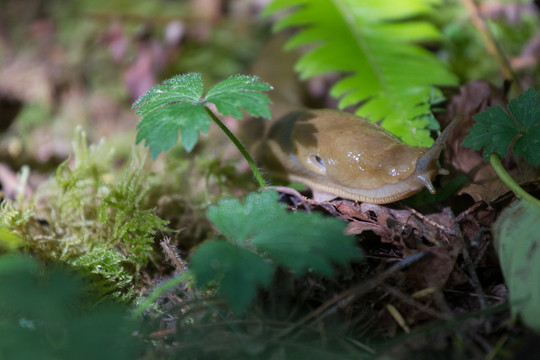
[257,109,453,204]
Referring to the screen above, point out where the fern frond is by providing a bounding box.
[264,0,458,146]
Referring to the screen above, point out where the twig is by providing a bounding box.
[161,237,189,273]
[271,252,433,341]
[382,284,453,320]
[456,200,488,223]
[404,205,457,245]
[264,185,319,211]
[460,0,523,90]
[448,209,488,312]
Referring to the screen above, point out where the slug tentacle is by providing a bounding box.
[412,116,460,195]
[415,116,460,175]
[258,110,459,204]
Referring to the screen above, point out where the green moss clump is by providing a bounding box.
[1,129,169,300]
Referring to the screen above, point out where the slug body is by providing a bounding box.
[257,109,456,204]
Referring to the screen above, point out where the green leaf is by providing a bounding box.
[493,200,540,332]
[205,191,284,244]
[135,102,208,158]
[190,240,274,314]
[463,88,540,165]
[514,126,540,166]
[252,211,361,276]
[462,106,519,159]
[196,190,363,312]
[133,73,204,116]
[264,0,457,146]
[133,73,272,159]
[207,190,363,274]
[0,255,142,359]
[206,74,273,119]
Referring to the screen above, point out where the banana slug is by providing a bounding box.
[256,109,457,204]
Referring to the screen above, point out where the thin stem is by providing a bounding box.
[204,107,268,188]
[132,272,191,319]
[490,154,540,207]
[460,0,523,91]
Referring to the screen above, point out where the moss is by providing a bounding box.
[1,129,169,300]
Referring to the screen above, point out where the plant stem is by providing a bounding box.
[460,0,522,91]
[204,107,268,188]
[132,272,191,319]
[490,154,540,207]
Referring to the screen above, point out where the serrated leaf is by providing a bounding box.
[206,75,273,119]
[264,0,457,146]
[133,73,204,115]
[206,191,284,244]
[206,190,363,275]
[190,240,274,314]
[252,211,362,276]
[133,73,272,159]
[135,102,208,158]
[514,126,540,165]
[463,88,540,165]
[462,106,519,159]
[507,88,540,130]
[493,200,540,332]
[198,190,363,312]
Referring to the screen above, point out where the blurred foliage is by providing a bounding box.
[493,199,540,333]
[439,0,539,87]
[170,21,269,87]
[164,307,373,359]
[191,190,363,313]
[79,0,190,17]
[0,225,23,252]
[0,254,142,359]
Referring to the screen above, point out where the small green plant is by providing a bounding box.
[463,88,540,206]
[191,190,363,313]
[133,73,364,314]
[463,88,540,332]
[132,72,272,187]
[263,0,458,146]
